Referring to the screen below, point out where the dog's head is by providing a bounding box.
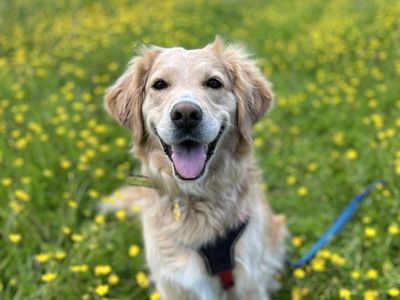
[105,38,273,182]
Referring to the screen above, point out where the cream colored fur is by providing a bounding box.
[103,38,286,300]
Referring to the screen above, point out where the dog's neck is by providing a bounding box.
[143,154,259,247]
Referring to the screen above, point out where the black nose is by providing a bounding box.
[171,101,203,129]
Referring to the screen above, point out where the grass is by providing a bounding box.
[0,0,399,299]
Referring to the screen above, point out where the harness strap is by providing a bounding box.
[198,220,249,289]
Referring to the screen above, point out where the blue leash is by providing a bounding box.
[288,180,384,268]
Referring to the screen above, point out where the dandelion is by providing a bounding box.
[307,162,318,172]
[293,268,306,279]
[14,190,30,201]
[115,209,126,221]
[8,233,22,244]
[291,236,302,247]
[108,274,120,285]
[129,244,140,257]
[331,254,346,266]
[345,149,358,160]
[388,288,400,297]
[115,137,127,147]
[41,272,57,282]
[95,284,109,296]
[311,257,325,272]
[150,292,161,300]
[1,177,12,187]
[364,227,377,238]
[62,226,71,235]
[388,224,399,235]
[70,265,88,273]
[364,290,378,300]
[43,169,53,178]
[54,251,66,260]
[71,234,83,242]
[297,186,308,197]
[287,175,297,185]
[59,158,71,170]
[339,288,352,300]
[35,253,51,263]
[366,268,378,280]
[350,271,360,280]
[135,271,149,288]
[94,265,112,276]
[95,215,105,225]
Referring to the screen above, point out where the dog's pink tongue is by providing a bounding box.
[171,143,206,179]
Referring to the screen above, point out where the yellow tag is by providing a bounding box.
[173,200,181,222]
[127,175,154,188]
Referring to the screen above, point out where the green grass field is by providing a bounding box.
[1,0,399,299]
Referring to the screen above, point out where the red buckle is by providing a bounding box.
[218,270,234,289]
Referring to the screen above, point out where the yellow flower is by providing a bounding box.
[41,272,57,282]
[150,292,161,300]
[68,200,77,208]
[307,162,318,172]
[339,288,352,300]
[94,265,112,276]
[129,244,140,257]
[59,158,71,170]
[71,234,83,242]
[62,226,71,235]
[14,189,30,201]
[95,284,109,296]
[388,288,400,297]
[332,132,345,145]
[88,189,99,199]
[115,209,126,221]
[115,137,127,147]
[311,257,325,272]
[70,264,88,273]
[364,227,377,238]
[135,271,149,288]
[54,251,66,260]
[297,186,308,197]
[345,149,358,160]
[287,175,297,185]
[8,233,22,244]
[108,274,120,285]
[43,169,53,178]
[35,253,51,263]
[95,215,105,224]
[291,236,302,247]
[293,268,306,279]
[1,177,12,187]
[366,268,378,280]
[388,224,399,235]
[331,254,346,266]
[254,137,263,147]
[364,290,378,300]
[350,271,360,280]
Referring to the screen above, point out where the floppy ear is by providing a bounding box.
[211,38,274,146]
[104,46,162,145]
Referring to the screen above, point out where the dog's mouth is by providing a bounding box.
[157,126,225,180]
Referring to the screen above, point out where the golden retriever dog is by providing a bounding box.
[104,38,286,300]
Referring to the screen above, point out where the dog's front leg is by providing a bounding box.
[157,279,190,300]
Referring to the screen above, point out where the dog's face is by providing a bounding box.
[105,38,273,182]
[142,48,236,180]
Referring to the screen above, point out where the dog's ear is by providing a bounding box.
[104,46,162,145]
[210,38,274,147]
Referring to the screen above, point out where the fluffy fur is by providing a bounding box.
[104,38,286,300]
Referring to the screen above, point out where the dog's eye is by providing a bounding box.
[152,80,168,90]
[206,78,223,89]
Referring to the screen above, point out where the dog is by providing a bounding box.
[104,38,286,300]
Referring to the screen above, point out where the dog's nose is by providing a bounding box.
[171,101,203,129]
